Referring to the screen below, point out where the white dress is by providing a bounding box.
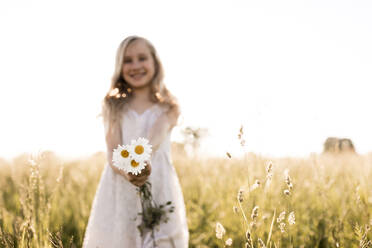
[83,104,189,248]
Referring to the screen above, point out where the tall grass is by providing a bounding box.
[1,151,372,247]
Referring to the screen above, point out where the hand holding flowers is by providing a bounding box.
[125,161,151,187]
[112,137,152,185]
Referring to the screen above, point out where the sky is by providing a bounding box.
[0,0,371,159]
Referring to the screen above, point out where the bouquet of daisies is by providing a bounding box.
[112,137,174,247]
[112,137,152,176]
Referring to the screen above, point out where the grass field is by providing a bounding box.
[1,150,372,247]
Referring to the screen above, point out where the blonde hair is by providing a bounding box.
[102,36,178,126]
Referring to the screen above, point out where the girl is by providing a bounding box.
[83,36,189,248]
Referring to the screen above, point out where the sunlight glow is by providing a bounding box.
[0,0,371,159]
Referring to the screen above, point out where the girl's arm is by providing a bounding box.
[148,105,180,153]
[105,119,127,176]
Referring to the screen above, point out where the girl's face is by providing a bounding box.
[122,39,156,89]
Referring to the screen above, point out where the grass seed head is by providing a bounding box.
[277,211,286,223]
[288,211,296,225]
[225,238,233,246]
[237,188,244,203]
[284,169,293,190]
[266,161,273,174]
[245,230,253,247]
[238,125,246,146]
[245,230,251,240]
[251,206,259,220]
[250,179,261,191]
[215,222,226,239]
[258,238,266,248]
[226,152,232,158]
[233,206,239,214]
[279,222,286,233]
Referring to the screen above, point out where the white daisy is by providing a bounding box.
[125,158,147,176]
[129,137,152,162]
[113,145,149,175]
[112,144,131,170]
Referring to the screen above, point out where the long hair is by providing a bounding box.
[102,36,178,127]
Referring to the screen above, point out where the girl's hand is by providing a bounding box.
[123,161,152,187]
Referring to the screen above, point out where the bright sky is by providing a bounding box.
[1,0,371,159]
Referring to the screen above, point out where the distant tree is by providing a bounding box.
[323,137,355,153]
[180,126,208,156]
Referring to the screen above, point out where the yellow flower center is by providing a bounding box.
[135,145,144,155]
[121,149,129,158]
[131,160,139,167]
